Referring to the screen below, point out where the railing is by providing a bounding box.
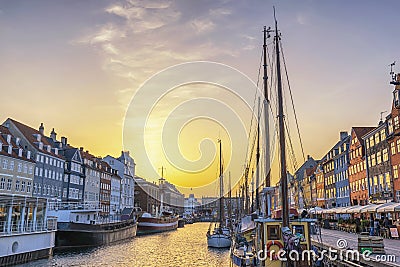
[47,201,101,211]
[0,217,57,236]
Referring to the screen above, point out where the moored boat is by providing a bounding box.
[0,195,57,266]
[206,140,232,248]
[47,201,137,249]
[137,174,179,235]
[137,212,178,235]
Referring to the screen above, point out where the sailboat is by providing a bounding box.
[251,9,315,267]
[207,139,232,248]
[230,9,315,267]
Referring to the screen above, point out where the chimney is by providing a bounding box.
[61,136,67,146]
[307,155,311,160]
[80,147,84,152]
[50,128,57,141]
[39,123,44,135]
[340,131,348,141]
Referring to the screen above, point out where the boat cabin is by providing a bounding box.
[255,218,315,267]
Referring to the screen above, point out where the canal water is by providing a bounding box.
[18,222,231,267]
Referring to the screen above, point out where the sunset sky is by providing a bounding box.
[1,0,400,197]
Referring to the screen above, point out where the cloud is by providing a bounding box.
[190,18,215,34]
[102,43,119,55]
[296,13,308,25]
[209,7,232,17]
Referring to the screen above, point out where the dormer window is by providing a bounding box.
[47,145,51,152]
[0,142,2,152]
[394,90,400,109]
[6,135,11,144]
[27,151,31,159]
[54,148,58,155]
[35,134,41,142]
[18,148,22,157]
[7,145,12,154]
[15,137,20,146]
[38,142,43,150]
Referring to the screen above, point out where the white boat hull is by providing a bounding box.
[207,233,231,248]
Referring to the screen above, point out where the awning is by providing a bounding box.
[308,207,324,214]
[336,207,351,214]
[344,205,362,214]
[376,202,400,213]
[322,207,339,214]
[359,204,380,213]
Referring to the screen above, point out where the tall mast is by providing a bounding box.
[228,172,232,230]
[263,25,272,218]
[245,166,249,214]
[274,9,289,228]
[263,26,271,188]
[218,140,224,225]
[256,97,260,213]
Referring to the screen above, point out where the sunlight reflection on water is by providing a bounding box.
[17,223,230,267]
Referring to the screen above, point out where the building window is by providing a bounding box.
[370,136,375,147]
[21,181,26,192]
[380,129,386,142]
[371,154,376,166]
[27,182,31,193]
[9,161,14,170]
[7,179,12,191]
[389,119,394,134]
[2,159,8,169]
[23,164,27,173]
[391,142,396,155]
[0,177,5,190]
[28,166,33,174]
[17,163,22,172]
[383,148,389,162]
[395,116,400,130]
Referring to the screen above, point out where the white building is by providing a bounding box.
[103,151,135,211]
[184,193,200,214]
[110,170,122,215]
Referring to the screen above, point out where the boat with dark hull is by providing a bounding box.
[47,202,137,249]
[56,219,137,249]
[137,212,178,235]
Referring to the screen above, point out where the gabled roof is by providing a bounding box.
[305,165,317,177]
[352,127,375,141]
[0,125,34,162]
[5,118,63,159]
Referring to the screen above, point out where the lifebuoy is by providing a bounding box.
[266,240,284,260]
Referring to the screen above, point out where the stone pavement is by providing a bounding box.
[311,228,400,265]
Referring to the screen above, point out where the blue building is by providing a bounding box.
[334,132,351,208]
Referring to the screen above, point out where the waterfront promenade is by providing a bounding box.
[312,228,400,266]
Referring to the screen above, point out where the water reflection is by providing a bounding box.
[17,222,230,267]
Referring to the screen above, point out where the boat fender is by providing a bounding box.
[266,240,283,260]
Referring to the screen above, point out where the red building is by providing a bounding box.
[387,73,400,202]
[348,127,374,205]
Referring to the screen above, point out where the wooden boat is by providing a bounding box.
[137,211,178,235]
